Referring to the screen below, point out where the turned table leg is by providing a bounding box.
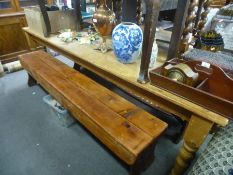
[114,0,123,24]
[170,114,213,175]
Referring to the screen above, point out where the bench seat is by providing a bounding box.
[19,50,167,174]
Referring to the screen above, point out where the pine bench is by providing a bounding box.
[19,50,167,175]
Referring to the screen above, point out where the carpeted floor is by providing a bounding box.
[0,56,206,175]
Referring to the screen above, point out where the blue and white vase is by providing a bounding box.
[112,22,143,64]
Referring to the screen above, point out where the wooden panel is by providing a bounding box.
[210,0,226,7]
[19,51,167,165]
[0,13,28,62]
[35,51,168,139]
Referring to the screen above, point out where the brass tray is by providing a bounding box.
[149,59,233,119]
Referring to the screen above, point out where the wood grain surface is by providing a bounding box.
[37,51,166,138]
[0,13,28,62]
[19,50,167,166]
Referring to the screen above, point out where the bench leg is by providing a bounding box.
[28,74,37,87]
[129,142,156,175]
[73,63,82,71]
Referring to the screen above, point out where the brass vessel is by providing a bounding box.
[162,63,199,86]
[92,0,115,52]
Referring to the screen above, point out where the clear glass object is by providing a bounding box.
[100,37,108,53]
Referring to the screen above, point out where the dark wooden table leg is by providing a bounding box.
[73,0,83,31]
[193,0,205,36]
[167,0,191,60]
[197,0,211,34]
[73,63,82,71]
[114,0,123,24]
[28,74,37,87]
[37,0,51,37]
[178,0,198,56]
[137,0,160,84]
[136,0,142,25]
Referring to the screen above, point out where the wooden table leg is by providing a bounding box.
[38,0,51,37]
[170,114,214,175]
[137,0,160,84]
[24,32,46,52]
[24,32,34,52]
[73,63,82,71]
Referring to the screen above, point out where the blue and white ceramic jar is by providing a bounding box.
[112,22,143,64]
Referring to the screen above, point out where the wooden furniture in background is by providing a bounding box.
[0,12,28,63]
[113,0,123,24]
[23,27,229,175]
[172,0,227,57]
[19,50,167,175]
[0,0,53,62]
[210,0,226,7]
[178,0,198,56]
[136,0,142,25]
[167,0,191,60]
[167,0,212,60]
[195,0,211,36]
[137,0,160,83]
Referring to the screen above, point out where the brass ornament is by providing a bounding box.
[162,63,199,86]
[92,0,116,53]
